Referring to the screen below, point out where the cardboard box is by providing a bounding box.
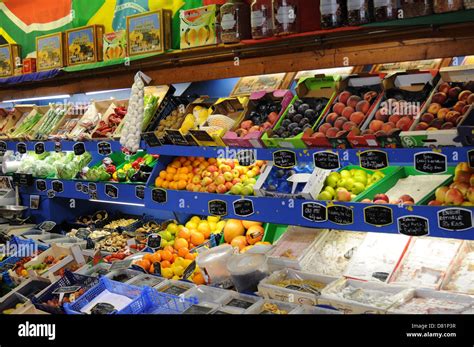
[400,65,474,148]
[180,5,220,49]
[0,108,25,139]
[103,31,127,61]
[222,90,293,148]
[0,44,21,78]
[66,25,104,66]
[8,105,50,140]
[22,58,36,74]
[90,99,129,139]
[36,32,66,71]
[190,97,247,147]
[127,10,172,57]
[67,100,116,140]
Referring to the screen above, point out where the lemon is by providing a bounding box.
[161,268,173,279]
[173,265,184,277]
[167,223,178,234]
[185,221,198,230]
[207,216,220,223]
[182,259,193,268]
[161,231,172,241]
[172,275,180,280]
[215,221,226,233]
[208,221,217,232]
[190,216,201,223]
[161,240,168,248]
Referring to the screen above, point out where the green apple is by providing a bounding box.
[329,171,341,180]
[326,175,339,188]
[324,186,336,198]
[337,179,347,188]
[354,169,367,177]
[340,170,351,179]
[350,169,357,176]
[318,191,333,200]
[230,184,242,195]
[241,185,254,196]
[344,177,354,191]
[351,182,366,195]
[353,175,367,186]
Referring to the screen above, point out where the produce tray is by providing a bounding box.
[0,108,24,139]
[91,100,128,139]
[120,287,198,314]
[32,271,99,314]
[355,166,455,205]
[244,298,299,314]
[67,100,114,140]
[9,106,50,140]
[63,277,144,314]
[262,224,288,244]
[0,292,29,314]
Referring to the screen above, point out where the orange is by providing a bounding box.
[178,227,191,241]
[180,167,189,174]
[172,254,178,263]
[192,272,206,285]
[159,171,167,179]
[191,231,205,246]
[170,161,181,169]
[149,264,155,274]
[169,182,178,190]
[161,250,173,262]
[197,223,211,239]
[185,252,195,260]
[173,174,180,182]
[137,259,151,271]
[164,245,175,254]
[183,160,192,167]
[150,253,161,263]
[179,157,187,163]
[161,180,169,189]
[155,178,163,187]
[177,173,187,181]
[160,260,171,268]
[178,247,189,257]
[166,166,177,174]
[177,180,187,190]
[165,173,174,181]
[143,253,154,262]
[174,238,189,250]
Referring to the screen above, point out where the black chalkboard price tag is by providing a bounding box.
[397,215,429,236]
[54,142,62,153]
[147,233,162,250]
[233,199,254,217]
[208,199,228,217]
[135,185,145,200]
[105,184,118,199]
[13,173,33,187]
[313,151,340,170]
[47,189,55,199]
[73,142,86,156]
[182,260,196,280]
[0,141,7,156]
[359,150,388,170]
[82,184,89,194]
[189,130,214,143]
[34,142,45,155]
[301,202,327,222]
[36,179,47,192]
[468,149,474,169]
[273,150,297,169]
[153,262,162,275]
[75,182,83,192]
[236,150,256,166]
[52,285,81,295]
[142,132,161,147]
[88,182,97,192]
[327,205,353,225]
[97,141,112,156]
[363,205,393,227]
[165,130,188,146]
[152,188,167,203]
[52,180,64,193]
[437,208,473,231]
[16,142,27,154]
[414,152,447,174]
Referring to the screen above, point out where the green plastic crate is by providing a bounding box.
[263,223,288,244]
[356,166,455,205]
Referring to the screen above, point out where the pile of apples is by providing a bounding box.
[312,90,378,138]
[416,82,474,131]
[428,162,474,206]
[361,193,415,205]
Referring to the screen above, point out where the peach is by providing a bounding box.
[326,127,339,137]
[453,101,466,113]
[361,198,372,203]
[326,112,339,125]
[334,117,348,129]
[435,186,449,203]
[468,187,474,204]
[415,122,429,130]
[427,127,438,131]
[311,132,326,138]
[386,114,400,125]
[240,120,253,130]
[336,130,348,137]
[445,188,464,205]
[441,122,454,129]
[445,111,460,123]
[458,90,472,102]
[338,91,352,104]
[451,182,469,197]
[319,122,332,134]
[348,128,361,136]
[356,100,370,114]
[347,95,362,109]
[467,93,474,105]
[369,120,384,132]
[336,189,352,202]
[448,86,461,100]
[342,106,355,118]
[364,91,378,103]
[350,111,365,125]
[427,103,442,115]
[374,199,388,204]
[438,82,450,94]
[382,122,395,133]
[342,121,357,131]
[333,102,346,115]
[428,200,442,206]
[362,129,374,135]
[431,92,447,105]
[375,110,389,122]
[396,117,412,131]
[437,108,450,120]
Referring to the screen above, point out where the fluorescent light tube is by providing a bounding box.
[85,88,130,96]
[2,94,71,103]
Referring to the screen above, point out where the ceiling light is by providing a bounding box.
[2,94,71,103]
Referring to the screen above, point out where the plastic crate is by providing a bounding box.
[63,277,143,314]
[120,287,198,314]
[33,271,99,314]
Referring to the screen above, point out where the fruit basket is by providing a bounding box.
[401,65,474,148]
[362,71,436,148]
[189,97,247,147]
[222,90,293,148]
[32,270,99,314]
[355,166,454,205]
[303,74,383,149]
[63,277,144,314]
[262,75,337,149]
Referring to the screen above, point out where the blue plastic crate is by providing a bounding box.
[63,277,143,314]
[32,270,100,314]
[119,287,198,314]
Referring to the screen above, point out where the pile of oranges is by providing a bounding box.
[154,157,200,191]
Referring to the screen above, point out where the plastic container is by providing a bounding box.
[105,269,143,283]
[218,291,262,312]
[374,0,399,21]
[273,0,300,36]
[401,0,433,18]
[347,0,373,25]
[184,285,231,304]
[0,292,29,314]
[196,244,234,285]
[220,0,252,43]
[126,274,165,288]
[154,280,196,296]
[465,0,474,9]
[320,0,347,29]
[226,253,268,293]
[245,298,299,314]
[434,0,463,13]
[251,0,274,39]
[182,301,220,314]
[75,262,111,277]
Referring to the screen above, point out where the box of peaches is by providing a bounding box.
[401,65,474,148]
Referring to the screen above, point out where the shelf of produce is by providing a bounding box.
[2,21,474,100]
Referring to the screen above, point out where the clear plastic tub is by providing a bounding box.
[105,269,143,283]
[184,285,231,304]
[182,301,219,314]
[218,291,262,312]
[75,262,111,277]
[227,253,268,293]
[245,299,298,314]
[212,306,244,314]
[126,274,165,288]
[196,244,234,285]
[154,280,196,296]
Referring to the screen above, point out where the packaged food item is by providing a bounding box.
[65,25,104,66]
[320,0,347,28]
[0,44,21,78]
[401,0,433,18]
[273,0,299,36]
[374,0,399,21]
[465,0,474,9]
[180,5,220,49]
[251,0,274,39]
[434,0,463,13]
[347,0,373,25]
[220,0,251,43]
[36,33,65,71]
[103,31,127,61]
